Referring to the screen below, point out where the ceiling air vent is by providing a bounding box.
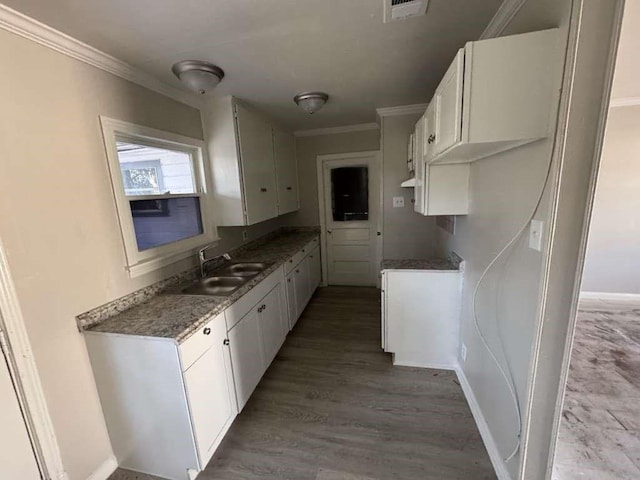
[383,0,429,23]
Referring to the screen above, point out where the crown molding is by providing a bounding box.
[609,96,640,108]
[480,0,527,39]
[294,122,379,137]
[0,4,201,109]
[376,103,428,117]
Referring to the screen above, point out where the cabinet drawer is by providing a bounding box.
[284,250,305,274]
[180,312,225,371]
[225,268,284,331]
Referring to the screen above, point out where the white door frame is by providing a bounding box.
[316,151,383,288]
[519,1,625,479]
[0,237,68,480]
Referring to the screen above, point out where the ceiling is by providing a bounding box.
[4,0,503,130]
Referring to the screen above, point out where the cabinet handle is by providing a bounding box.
[286,186,292,190]
[295,269,299,273]
[260,188,267,192]
[223,338,229,346]
[302,249,305,253]
[257,306,263,313]
[287,278,291,283]
[262,304,267,310]
[310,255,313,258]
[289,259,293,263]
[203,327,211,335]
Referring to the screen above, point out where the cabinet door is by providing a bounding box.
[308,247,321,292]
[294,259,311,315]
[273,128,299,215]
[413,115,426,214]
[235,103,278,225]
[285,272,298,329]
[183,319,235,467]
[228,307,265,412]
[258,285,286,366]
[433,49,464,156]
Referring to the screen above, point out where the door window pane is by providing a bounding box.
[116,141,196,196]
[331,167,369,222]
[130,197,203,250]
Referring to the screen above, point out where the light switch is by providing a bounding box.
[393,196,405,208]
[529,220,544,251]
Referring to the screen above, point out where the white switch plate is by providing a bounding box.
[529,220,544,251]
[393,196,405,208]
[461,344,467,363]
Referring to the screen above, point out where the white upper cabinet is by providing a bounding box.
[433,49,464,157]
[273,127,299,215]
[413,114,427,214]
[235,103,279,224]
[203,96,299,226]
[429,29,558,165]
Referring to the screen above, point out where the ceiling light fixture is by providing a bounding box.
[171,60,225,95]
[293,92,329,114]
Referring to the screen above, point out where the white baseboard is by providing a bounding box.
[86,455,117,480]
[580,291,640,302]
[455,367,511,480]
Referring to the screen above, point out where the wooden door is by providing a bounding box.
[273,128,299,215]
[308,247,321,292]
[323,154,381,286]
[433,49,465,156]
[228,308,265,411]
[0,339,40,480]
[235,103,278,225]
[183,319,234,466]
[258,285,286,366]
[285,272,298,329]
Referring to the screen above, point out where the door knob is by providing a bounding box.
[327,230,332,234]
[223,339,230,346]
[203,327,211,335]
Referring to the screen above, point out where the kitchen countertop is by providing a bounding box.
[83,230,318,343]
[380,258,460,271]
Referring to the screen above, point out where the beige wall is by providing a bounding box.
[290,130,380,226]
[0,30,289,480]
[435,1,570,476]
[381,114,438,259]
[582,105,640,294]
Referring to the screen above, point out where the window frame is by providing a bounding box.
[100,116,218,277]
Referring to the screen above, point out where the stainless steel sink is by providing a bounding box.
[219,262,269,277]
[182,276,246,296]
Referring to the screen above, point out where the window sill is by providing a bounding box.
[126,238,220,278]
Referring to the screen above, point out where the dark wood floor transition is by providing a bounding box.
[111,286,495,480]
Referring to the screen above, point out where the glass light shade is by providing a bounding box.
[178,70,221,95]
[294,92,329,114]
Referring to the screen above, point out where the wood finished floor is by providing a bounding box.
[553,298,640,479]
[110,286,495,480]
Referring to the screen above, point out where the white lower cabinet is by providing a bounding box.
[259,285,287,366]
[85,313,235,480]
[283,237,321,330]
[381,269,462,369]
[293,258,311,318]
[183,319,235,466]
[308,246,321,291]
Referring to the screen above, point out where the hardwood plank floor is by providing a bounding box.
[110,286,495,480]
[553,298,640,480]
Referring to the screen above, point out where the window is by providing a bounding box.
[100,117,216,277]
[331,166,369,222]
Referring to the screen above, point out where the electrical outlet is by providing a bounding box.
[393,196,405,208]
[529,220,544,252]
[242,230,248,241]
[461,344,467,363]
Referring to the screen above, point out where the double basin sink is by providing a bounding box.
[182,262,271,297]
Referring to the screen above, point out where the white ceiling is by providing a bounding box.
[4,0,503,129]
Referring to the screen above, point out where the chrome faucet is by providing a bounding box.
[198,244,231,278]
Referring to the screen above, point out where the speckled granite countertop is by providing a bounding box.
[380,257,461,271]
[83,230,318,343]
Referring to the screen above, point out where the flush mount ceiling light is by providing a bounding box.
[171,60,225,95]
[293,92,329,114]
